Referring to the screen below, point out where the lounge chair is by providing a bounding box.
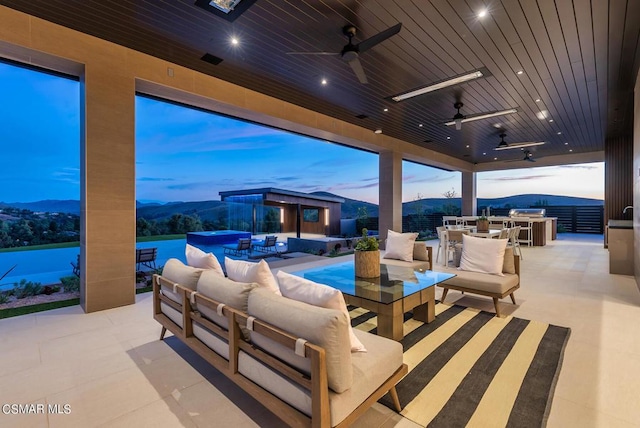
[136,247,158,271]
[251,235,279,254]
[223,238,251,257]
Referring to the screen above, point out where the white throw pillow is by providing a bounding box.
[459,235,508,276]
[276,271,366,353]
[225,258,281,295]
[383,230,418,262]
[185,244,224,276]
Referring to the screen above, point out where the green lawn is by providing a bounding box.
[0,234,186,253]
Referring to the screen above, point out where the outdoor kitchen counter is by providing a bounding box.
[510,217,557,246]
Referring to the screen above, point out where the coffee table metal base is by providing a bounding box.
[343,286,435,341]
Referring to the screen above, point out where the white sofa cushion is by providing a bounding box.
[225,258,281,295]
[237,328,402,427]
[185,244,224,276]
[459,235,508,276]
[383,230,418,262]
[197,270,256,338]
[161,258,205,304]
[276,271,366,352]
[247,288,352,393]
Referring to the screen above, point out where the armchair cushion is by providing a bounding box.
[383,230,418,262]
[459,235,508,276]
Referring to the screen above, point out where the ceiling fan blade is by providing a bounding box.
[348,57,368,84]
[286,51,339,55]
[357,23,402,53]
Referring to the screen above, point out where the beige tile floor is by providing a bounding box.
[1,233,639,427]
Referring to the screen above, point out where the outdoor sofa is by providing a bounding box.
[153,259,408,427]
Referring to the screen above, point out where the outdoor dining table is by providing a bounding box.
[469,229,503,238]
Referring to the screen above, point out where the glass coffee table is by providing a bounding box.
[289,261,456,341]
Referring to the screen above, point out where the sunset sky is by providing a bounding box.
[0,61,604,205]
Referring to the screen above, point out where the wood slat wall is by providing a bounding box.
[605,135,634,224]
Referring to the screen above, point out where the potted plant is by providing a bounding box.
[477,211,489,232]
[354,228,380,278]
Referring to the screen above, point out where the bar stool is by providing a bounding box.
[517,218,533,246]
[508,226,523,258]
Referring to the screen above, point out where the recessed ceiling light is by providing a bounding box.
[478,9,487,18]
[569,149,573,152]
[516,70,524,75]
[564,142,569,145]
[230,37,239,46]
[321,78,327,85]
[549,119,554,123]
[483,152,487,155]
[493,123,502,128]
[536,110,549,120]
[418,123,423,127]
[383,108,388,112]
[374,129,382,134]
[466,145,470,148]
[446,136,451,140]
[557,131,562,135]
[494,157,497,160]
[391,69,485,101]
[535,98,541,102]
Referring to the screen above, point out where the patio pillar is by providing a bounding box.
[462,171,477,216]
[379,151,403,246]
[81,60,136,312]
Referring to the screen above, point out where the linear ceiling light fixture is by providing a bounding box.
[444,108,518,127]
[493,141,546,151]
[391,70,485,102]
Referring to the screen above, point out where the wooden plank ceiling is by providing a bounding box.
[2,0,638,166]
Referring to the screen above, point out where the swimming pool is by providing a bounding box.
[0,238,254,291]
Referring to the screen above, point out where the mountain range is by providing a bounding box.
[0,193,603,220]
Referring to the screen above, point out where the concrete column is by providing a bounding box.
[461,171,477,216]
[80,60,136,313]
[379,151,403,246]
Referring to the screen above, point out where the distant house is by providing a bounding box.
[219,188,344,237]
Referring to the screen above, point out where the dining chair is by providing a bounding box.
[445,229,469,265]
[435,226,447,263]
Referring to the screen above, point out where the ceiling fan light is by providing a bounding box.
[445,108,518,127]
[455,118,462,131]
[391,70,484,102]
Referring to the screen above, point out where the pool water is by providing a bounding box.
[0,238,267,291]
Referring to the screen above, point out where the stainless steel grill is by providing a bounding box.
[508,208,546,218]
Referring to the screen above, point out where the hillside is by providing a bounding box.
[0,200,80,214]
[0,193,603,220]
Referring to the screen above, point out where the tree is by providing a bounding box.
[441,188,461,216]
[263,208,280,233]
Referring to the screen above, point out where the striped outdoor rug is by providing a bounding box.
[349,303,570,428]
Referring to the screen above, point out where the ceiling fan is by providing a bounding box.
[444,102,518,130]
[506,149,537,163]
[286,23,402,84]
[493,132,546,150]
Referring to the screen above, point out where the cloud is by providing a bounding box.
[274,176,301,182]
[137,177,175,182]
[558,165,598,170]
[484,174,554,181]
